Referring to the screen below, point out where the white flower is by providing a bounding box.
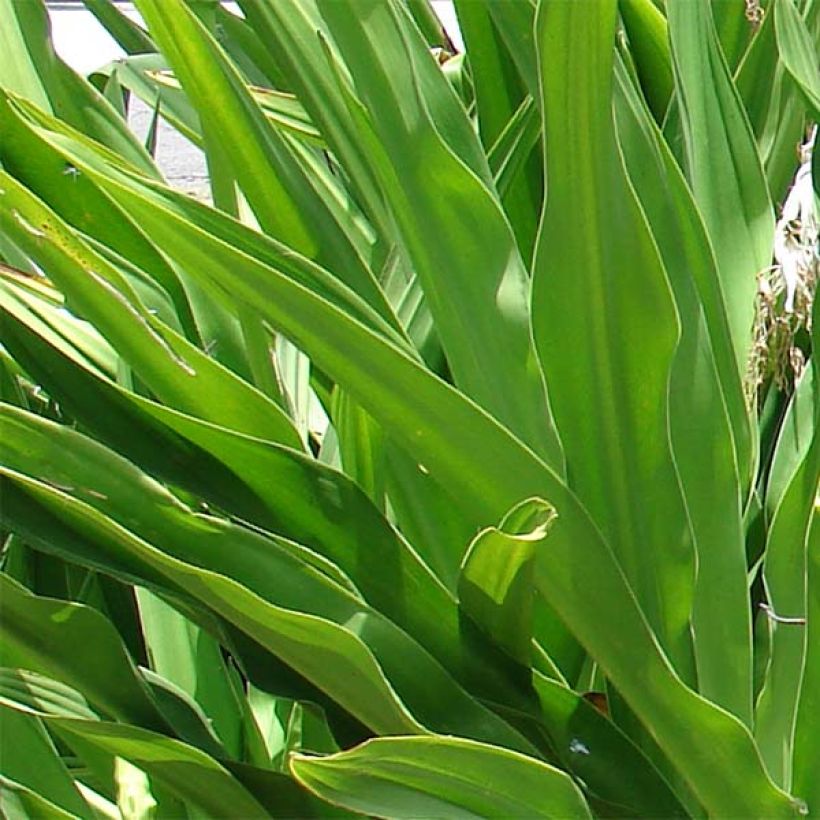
[773,127,818,313]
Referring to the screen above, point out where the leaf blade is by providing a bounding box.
[291,735,593,820]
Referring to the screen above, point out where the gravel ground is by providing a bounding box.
[127,99,211,201]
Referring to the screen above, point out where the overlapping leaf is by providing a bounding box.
[0,0,815,816]
[291,736,592,819]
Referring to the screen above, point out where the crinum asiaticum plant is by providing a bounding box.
[0,0,818,816]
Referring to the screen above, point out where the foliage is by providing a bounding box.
[0,0,818,816]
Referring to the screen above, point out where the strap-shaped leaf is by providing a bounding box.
[775,0,820,118]
[793,506,820,807]
[0,296,686,814]
[234,0,392,246]
[0,408,538,755]
[668,0,775,374]
[756,368,818,783]
[79,0,155,55]
[291,735,592,819]
[532,675,689,818]
[103,113,802,818]
[2,93,408,348]
[132,588,243,758]
[0,574,170,735]
[51,70,803,806]
[316,0,563,467]
[459,498,554,667]
[0,267,118,377]
[711,0,756,70]
[0,0,154,171]
[791,274,820,803]
[485,2,539,98]
[0,672,275,818]
[0,88,203,350]
[755,368,818,784]
[0,466,429,739]
[0,285,525,719]
[0,773,78,820]
[132,0,388,320]
[0,704,90,817]
[618,0,673,121]
[0,170,303,450]
[454,0,542,258]
[533,0,695,676]
[614,58,752,724]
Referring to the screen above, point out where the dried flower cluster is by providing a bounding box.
[747,128,818,401]
[744,0,765,29]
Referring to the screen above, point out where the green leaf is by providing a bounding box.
[736,9,782,140]
[0,705,90,817]
[0,289,503,714]
[0,0,154,171]
[403,0,456,50]
[1,2,815,816]
[331,389,387,508]
[485,2,538,98]
[0,573,169,733]
[233,0,392,248]
[618,0,673,121]
[667,0,775,374]
[209,4,289,90]
[3,95,406,348]
[70,157,552,524]
[134,587,243,758]
[90,54,202,147]
[0,409,539,754]
[0,671,274,818]
[133,0,387,319]
[139,668,229,761]
[814,126,820,198]
[0,774,78,820]
[711,0,756,69]
[458,498,554,667]
[0,268,119,378]
[48,90,800,811]
[291,735,593,819]
[454,0,541,259]
[786,261,820,806]
[532,675,689,818]
[774,0,820,118]
[101,68,126,118]
[316,0,563,467]
[613,56,753,724]
[384,440,476,592]
[0,668,100,720]
[756,369,818,785]
[124,400,534,717]
[80,0,155,56]
[0,3,800,802]
[0,289,279,531]
[0,169,303,450]
[0,465,428,739]
[533,0,695,677]
[792,505,820,809]
[0,91,200,342]
[487,96,540,203]
[766,368,816,519]
[453,1,523,149]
